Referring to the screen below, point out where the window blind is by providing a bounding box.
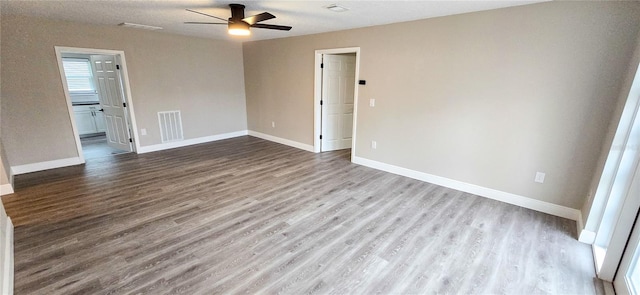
[62,58,96,93]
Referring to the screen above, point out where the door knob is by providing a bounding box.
[99,109,104,112]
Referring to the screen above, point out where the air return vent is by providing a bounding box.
[158,111,183,143]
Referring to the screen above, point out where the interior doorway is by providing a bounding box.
[313,47,360,157]
[55,47,139,162]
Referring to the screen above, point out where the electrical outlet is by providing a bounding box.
[535,172,546,183]
[371,140,377,149]
[141,128,147,136]
[370,99,375,107]
[271,121,275,128]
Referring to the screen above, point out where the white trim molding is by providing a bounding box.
[575,211,597,244]
[55,46,140,158]
[1,199,14,294]
[603,282,615,295]
[138,130,248,154]
[313,47,361,156]
[11,157,83,175]
[0,184,13,196]
[1,217,13,294]
[352,156,582,221]
[579,229,597,244]
[248,131,314,152]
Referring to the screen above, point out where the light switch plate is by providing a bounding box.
[141,128,147,136]
[370,99,375,107]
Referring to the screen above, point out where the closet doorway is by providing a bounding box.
[313,47,361,157]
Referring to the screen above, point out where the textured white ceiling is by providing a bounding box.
[1,0,545,42]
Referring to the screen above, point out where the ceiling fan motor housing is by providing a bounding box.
[229,4,246,21]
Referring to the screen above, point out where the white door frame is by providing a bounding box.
[614,210,640,295]
[55,46,140,162]
[579,60,640,281]
[313,47,361,159]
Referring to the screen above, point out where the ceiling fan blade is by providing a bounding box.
[251,23,292,31]
[243,12,275,25]
[185,9,230,23]
[184,22,227,25]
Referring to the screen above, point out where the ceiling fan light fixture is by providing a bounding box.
[325,4,349,12]
[228,21,251,36]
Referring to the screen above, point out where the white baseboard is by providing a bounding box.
[137,130,248,154]
[11,157,83,175]
[352,156,581,221]
[575,211,594,244]
[576,211,584,241]
[0,184,13,196]
[579,230,597,244]
[248,131,314,152]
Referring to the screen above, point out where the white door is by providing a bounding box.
[91,55,132,152]
[321,54,356,152]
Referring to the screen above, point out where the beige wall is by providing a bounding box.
[0,140,10,189]
[243,2,640,209]
[1,15,247,166]
[0,159,9,188]
[0,20,9,190]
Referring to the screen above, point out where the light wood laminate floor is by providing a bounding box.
[80,134,130,160]
[2,136,603,294]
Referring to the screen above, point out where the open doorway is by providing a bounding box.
[313,47,361,157]
[55,47,139,161]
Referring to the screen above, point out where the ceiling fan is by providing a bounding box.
[185,4,292,36]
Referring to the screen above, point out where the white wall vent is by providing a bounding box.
[158,110,184,143]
